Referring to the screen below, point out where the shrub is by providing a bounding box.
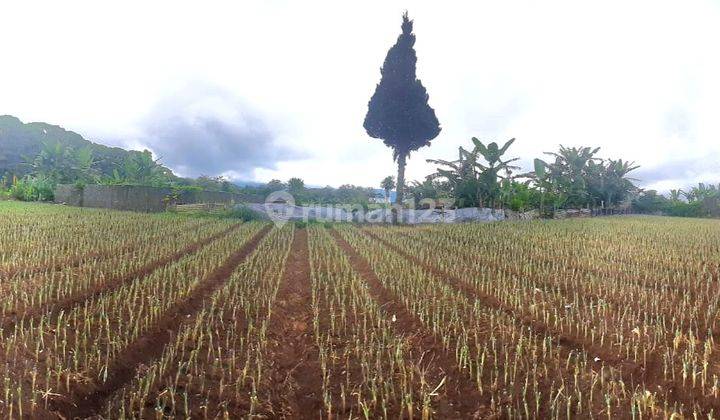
[666,201,704,218]
[218,206,265,222]
[10,176,55,201]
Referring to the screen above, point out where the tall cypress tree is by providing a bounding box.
[364,12,441,219]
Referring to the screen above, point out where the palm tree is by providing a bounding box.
[380,176,395,203]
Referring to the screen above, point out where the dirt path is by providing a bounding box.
[330,228,490,418]
[264,229,323,419]
[362,229,720,414]
[1,222,241,336]
[55,224,272,418]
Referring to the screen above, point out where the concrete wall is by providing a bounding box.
[81,185,171,212]
[176,189,264,206]
[54,184,263,212]
[54,184,84,207]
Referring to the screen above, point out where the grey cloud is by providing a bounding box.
[139,86,306,179]
[634,156,719,187]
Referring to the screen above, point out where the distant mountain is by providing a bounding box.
[233,180,265,188]
[0,115,174,180]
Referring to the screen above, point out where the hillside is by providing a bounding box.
[0,115,173,180]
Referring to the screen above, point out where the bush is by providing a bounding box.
[665,201,704,218]
[218,206,265,222]
[10,176,55,201]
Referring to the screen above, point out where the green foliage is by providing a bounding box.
[217,206,265,222]
[632,185,719,218]
[666,201,704,218]
[10,176,55,201]
[175,205,265,222]
[500,181,540,212]
[407,178,450,208]
[426,139,641,216]
[288,177,306,204]
[380,176,395,203]
[427,137,521,208]
[534,146,639,213]
[102,150,175,187]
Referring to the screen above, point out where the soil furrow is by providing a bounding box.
[330,228,490,418]
[53,224,272,419]
[363,229,720,414]
[1,222,240,336]
[264,229,323,419]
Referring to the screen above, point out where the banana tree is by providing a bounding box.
[544,145,601,208]
[472,138,523,207]
[600,159,640,207]
[428,137,521,208]
[426,145,480,207]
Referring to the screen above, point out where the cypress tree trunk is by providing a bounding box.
[394,153,407,224]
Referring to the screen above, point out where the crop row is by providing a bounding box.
[363,217,720,416]
[335,224,683,418]
[0,221,265,418]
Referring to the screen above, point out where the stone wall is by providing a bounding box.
[553,208,592,219]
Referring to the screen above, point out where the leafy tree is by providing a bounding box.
[380,176,395,203]
[288,177,305,203]
[364,12,440,218]
[288,177,305,194]
[632,190,669,214]
[265,179,286,191]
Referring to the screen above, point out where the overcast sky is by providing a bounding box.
[1,0,718,191]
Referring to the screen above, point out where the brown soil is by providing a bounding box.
[263,228,324,419]
[1,222,240,336]
[330,228,490,418]
[52,224,272,419]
